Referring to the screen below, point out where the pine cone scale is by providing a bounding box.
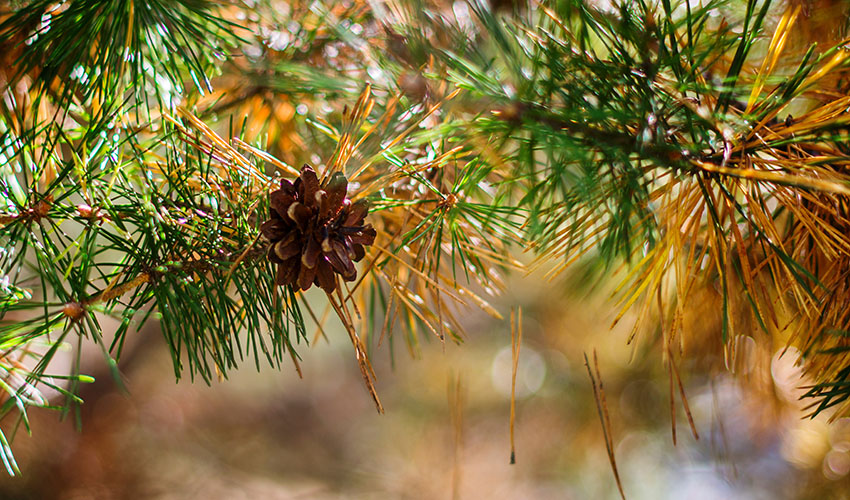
[345,200,369,225]
[298,261,318,290]
[271,191,295,219]
[298,168,320,206]
[348,227,376,246]
[276,257,299,285]
[316,259,335,292]
[275,237,301,260]
[351,243,366,262]
[261,218,287,240]
[322,173,348,217]
[302,236,321,269]
[286,202,311,231]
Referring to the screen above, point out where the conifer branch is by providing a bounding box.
[3,0,850,481]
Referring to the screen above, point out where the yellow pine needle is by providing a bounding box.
[168,108,273,189]
[377,270,400,348]
[287,343,303,379]
[221,230,262,288]
[457,240,524,271]
[372,241,465,303]
[325,85,375,177]
[799,41,850,90]
[353,145,465,195]
[349,98,400,176]
[381,269,444,340]
[610,240,663,298]
[669,359,677,446]
[747,42,850,140]
[746,4,801,114]
[724,195,764,322]
[232,137,299,177]
[453,284,503,320]
[692,159,850,196]
[403,305,421,358]
[611,238,671,328]
[86,273,150,306]
[357,88,462,175]
[539,222,610,281]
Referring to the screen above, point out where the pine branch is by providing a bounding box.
[401,0,850,419]
[3,0,850,480]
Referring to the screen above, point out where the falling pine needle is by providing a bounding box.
[669,366,677,446]
[510,306,523,465]
[448,372,464,500]
[585,350,626,500]
[671,355,700,441]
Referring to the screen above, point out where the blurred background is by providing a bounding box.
[0,265,849,499]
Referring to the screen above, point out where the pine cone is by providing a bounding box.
[261,165,376,293]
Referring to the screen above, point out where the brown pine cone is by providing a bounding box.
[261,165,376,293]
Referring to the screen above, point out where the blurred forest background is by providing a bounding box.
[0,268,847,500]
[2,0,850,498]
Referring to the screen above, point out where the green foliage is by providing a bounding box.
[0,0,239,112]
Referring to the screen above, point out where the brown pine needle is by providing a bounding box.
[303,299,330,345]
[670,355,700,441]
[86,273,150,306]
[585,350,626,500]
[287,342,303,379]
[327,290,384,413]
[343,280,361,321]
[342,250,382,303]
[669,367,677,447]
[379,272,399,348]
[509,306,523,465]
[222,230,262,288]
[447,371,464,500]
